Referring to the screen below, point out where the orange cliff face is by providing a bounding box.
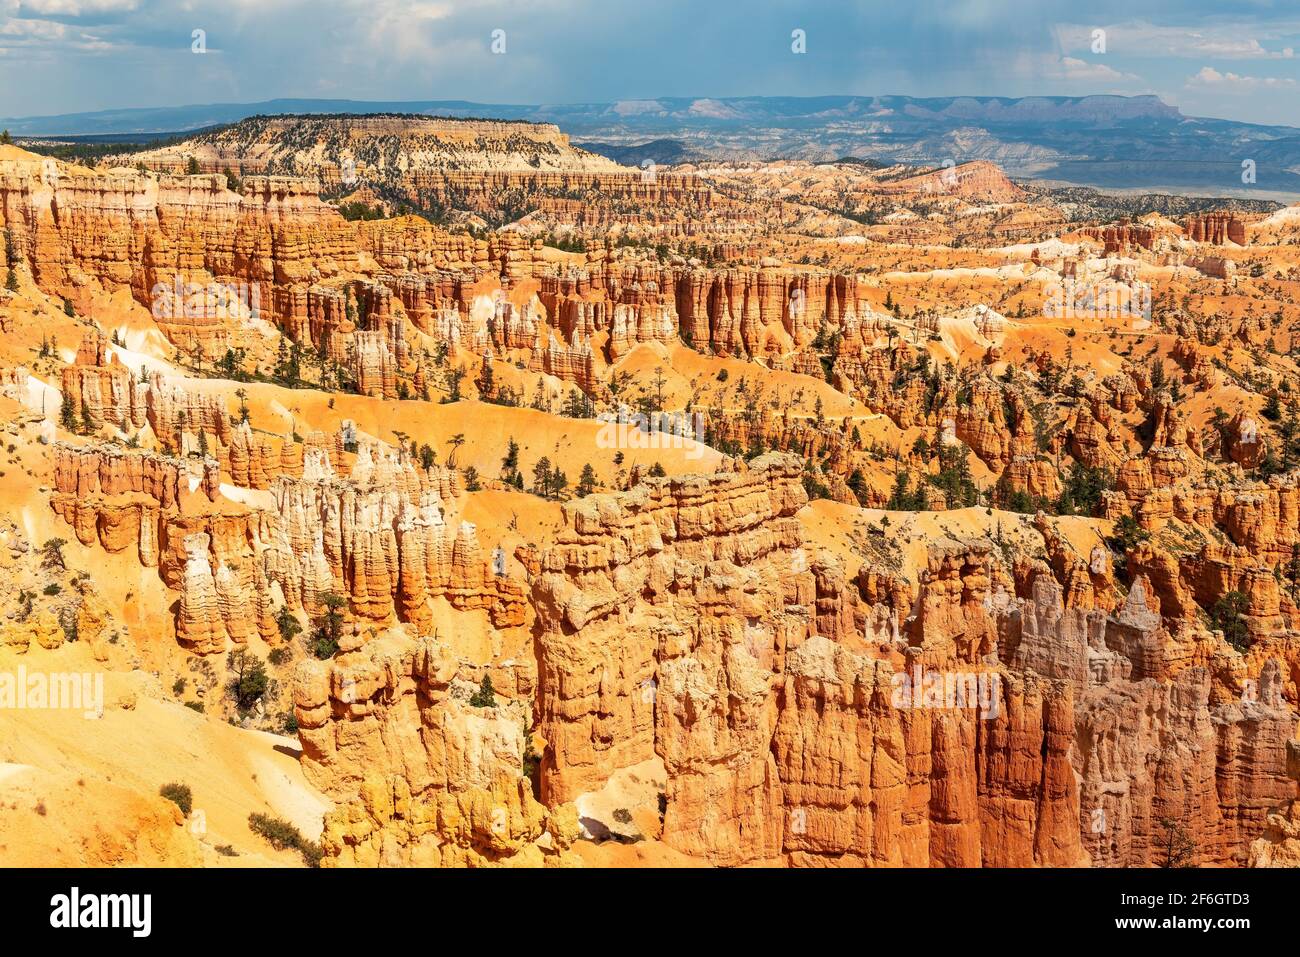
[47,422,1294,867]
[0,164,356,291]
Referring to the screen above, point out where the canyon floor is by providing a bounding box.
[1,114,1299,867]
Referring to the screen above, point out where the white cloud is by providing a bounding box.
[0,17,67,39]
[1009,53,1140,85]
[0,9,129,56]
[1058,56,1138,82]
[18,0,138,14]
[1056,21,1299,60]
[362,1,456,62]
[1187,65,1297,90]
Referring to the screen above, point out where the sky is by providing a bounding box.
[0,0,1297,125]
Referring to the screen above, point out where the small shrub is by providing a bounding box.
[42,583,61,596]
[248,812,303,850]
[159,782,193,817]
[299,841,323,868]
[248,812,321,867]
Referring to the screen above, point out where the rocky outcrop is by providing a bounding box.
[175,532,226,654]
[293,620,559,865]
[221,420,322,490]
[49,434,520,655]
[60,330,147,433]
[1004,575,1296,867]
[1248,740,1300,866]
[1185,212,1247,246]
[0,609,64,653]
[532,455,807,818]
[529,332,600,394]
[52,442,184,509]
[880,160,1024,203]
[1079,220,1176,255]
[522,458,1297,866]
[1186,254,1237,281]
[349,330,400,399]
[53,450,221,565]
[60,335,231,449]
[537,263,873,364]
[264,443,524,628]
[145,374,231,452]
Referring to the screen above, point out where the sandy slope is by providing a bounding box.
[0,642,331,866]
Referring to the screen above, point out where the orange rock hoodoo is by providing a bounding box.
[11,125,1300,870]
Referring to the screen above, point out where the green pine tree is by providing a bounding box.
[577,463,597,497]
[469,674,497,708]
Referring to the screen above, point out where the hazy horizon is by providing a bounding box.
[1,91,1295,134]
